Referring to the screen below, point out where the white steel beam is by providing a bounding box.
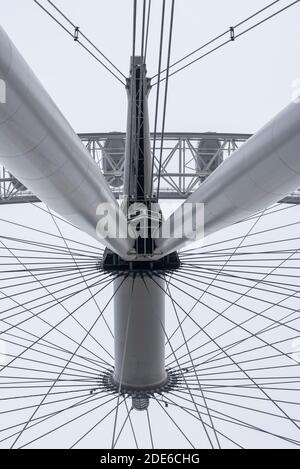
[155,99,300,256]
[0,25,133,258]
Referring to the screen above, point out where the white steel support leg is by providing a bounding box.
[113,275,167,390]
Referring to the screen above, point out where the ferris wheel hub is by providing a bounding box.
[101,248,180,273]
[98,368,180,411]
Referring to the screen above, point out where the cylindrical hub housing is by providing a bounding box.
[113,275,167,390]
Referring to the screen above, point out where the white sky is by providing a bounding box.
[1,0,300,134]
[1,0,300,449]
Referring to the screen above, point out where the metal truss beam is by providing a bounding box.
[1,132,300,205]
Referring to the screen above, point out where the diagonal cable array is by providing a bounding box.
[33,0,126,85]
[150,0,176,199]
[156,0,175,199]
[151,0,300,85]
[150,0,166,197]
[128,0,155,199]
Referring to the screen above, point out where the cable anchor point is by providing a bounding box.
[74,26,80,42]
[230,26,235,41]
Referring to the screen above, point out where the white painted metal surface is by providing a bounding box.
[155,100,300,256]
[0,25,133,258]
[113,275,167,389]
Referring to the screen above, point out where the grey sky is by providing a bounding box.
[1,0,300,449]
[1,0,299,134]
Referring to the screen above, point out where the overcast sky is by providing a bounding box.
[1,1,300,449]
[1,0,300,134]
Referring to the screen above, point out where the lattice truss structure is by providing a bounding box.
[1,132,300,204]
